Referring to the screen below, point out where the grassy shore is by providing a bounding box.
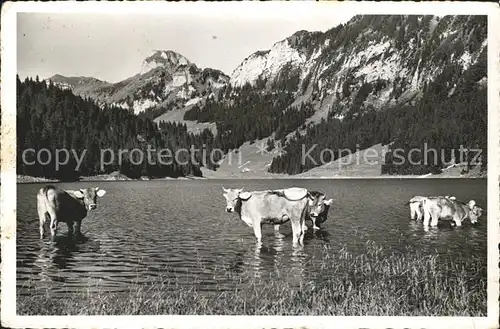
[17,242,486,316]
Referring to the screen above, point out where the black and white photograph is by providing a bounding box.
[2,2,499,328]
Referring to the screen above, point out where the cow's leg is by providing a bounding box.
[274,225,280,233]
[38,211,46,239]
[290,219,303,247]
[37,199,47,239]
[67,220,74,239]
[410,204,416,220]
[253,222,262,244]
[49,219,58,241]
[430,215,439,227]
[299,222,305,245]
[416,205,423,221]
[302,222,307,232]
[312,217,320,230]
[73,220,82,238]
[39,221,45,239]
[45,207,58,241]
[423,209,431,227]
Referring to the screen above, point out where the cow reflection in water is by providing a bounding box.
[34,235,100,285]
[240,235,306,286]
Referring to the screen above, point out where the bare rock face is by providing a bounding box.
[230,15,486,118]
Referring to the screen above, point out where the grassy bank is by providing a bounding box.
[17,242,486,316]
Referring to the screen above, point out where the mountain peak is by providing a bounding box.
[140,50,192,75]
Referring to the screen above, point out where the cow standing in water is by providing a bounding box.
[306,191,333,230]
[408,195,456,220]
[274,191,332,232]
[222,187,310,247]
[422,196,483,227]
[37,185,106,241]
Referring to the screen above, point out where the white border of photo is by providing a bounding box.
[2,1,499,328]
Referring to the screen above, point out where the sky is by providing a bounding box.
[17,3,353,83]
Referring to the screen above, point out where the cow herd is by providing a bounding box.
[36,185,484,247]
[407,195,483,227]
[222,187,484,247]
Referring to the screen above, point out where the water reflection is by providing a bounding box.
[272,231,285,270]
[289,247,307,287]
[34,242,60,283]
[306,229,331,244]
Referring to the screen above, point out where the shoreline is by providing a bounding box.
[14,173,487,184]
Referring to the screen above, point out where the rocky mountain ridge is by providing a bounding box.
[230,15,486,120]
[49,50,229,115]
[49,15,486,123]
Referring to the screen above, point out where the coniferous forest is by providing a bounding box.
[17,59,487,180]
[184,84,314,152]
[17,76,221,181]
[17,18,487,180]
[268,52,487,175]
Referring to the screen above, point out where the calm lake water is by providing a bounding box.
[16,179,487,297]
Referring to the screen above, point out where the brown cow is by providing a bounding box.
[37,185,106,241]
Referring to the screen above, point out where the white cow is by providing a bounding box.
[408,195,455,220]
[422,196,483,227]
[222,187,311,247]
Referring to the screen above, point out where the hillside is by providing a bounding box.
[190,15,487,177]
[17,76,222,181]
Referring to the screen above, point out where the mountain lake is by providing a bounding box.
[16,179,488,315]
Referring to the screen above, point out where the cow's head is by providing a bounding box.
[222,187,245,213]
[467,200,483,224]
[308,192,333,219]
[74,187,107,211]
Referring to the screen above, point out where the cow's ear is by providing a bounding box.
[468,200,476,208]
[239,191,252,200]
[324,198,333,206]
[96,189,106,197]
[74,190,84,198]
[449,196,456,200]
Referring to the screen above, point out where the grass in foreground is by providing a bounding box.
[17,241,486,316]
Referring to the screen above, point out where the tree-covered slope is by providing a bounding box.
[17,76,221,180]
